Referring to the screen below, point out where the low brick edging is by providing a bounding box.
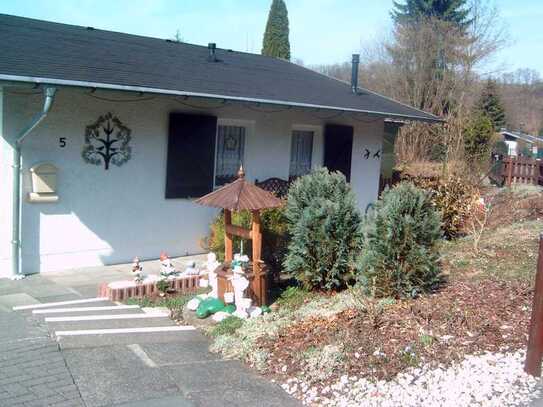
[99,275,200,301]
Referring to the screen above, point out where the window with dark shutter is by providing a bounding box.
[324,124,353,182]
[165,113,217,199]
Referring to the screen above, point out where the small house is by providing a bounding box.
[0,14,440,278]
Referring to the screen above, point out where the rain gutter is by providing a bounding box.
[11,86,57,279]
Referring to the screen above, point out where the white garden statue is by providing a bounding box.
[132,257,144,283]
[231,265,250,319]
[207,252,220,298]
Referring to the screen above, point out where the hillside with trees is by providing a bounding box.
[311,0,543,171]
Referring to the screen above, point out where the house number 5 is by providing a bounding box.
[59,137,66,148]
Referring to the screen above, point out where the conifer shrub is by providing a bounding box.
[284,168,363,290]
[359,182,442,298]
[464,113,495,163]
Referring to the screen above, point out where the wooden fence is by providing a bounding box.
[502,156,543,187]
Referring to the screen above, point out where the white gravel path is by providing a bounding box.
[281,350,542,406]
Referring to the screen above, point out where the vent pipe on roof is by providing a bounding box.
[208,43,217,62]
[351,54,360,94]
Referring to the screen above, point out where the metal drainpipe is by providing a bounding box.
[11,86,57,279]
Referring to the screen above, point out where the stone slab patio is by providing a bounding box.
[0,256,301,407]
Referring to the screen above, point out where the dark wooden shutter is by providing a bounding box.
[165,113,217,198]
[324,124,354,182]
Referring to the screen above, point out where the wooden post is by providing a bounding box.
[507,156,514,187]
[525,233,543,376]
[224,209,233,262]
[251,210,262,263]
[251,210,266,305]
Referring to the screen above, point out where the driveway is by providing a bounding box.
[0,261,301,407]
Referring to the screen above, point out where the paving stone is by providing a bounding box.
[0,316,84,406]
[188,387,302,407]
[3,392,37,404]
[0,293,40,309]
[63,346,182,407]
[139,341,221,366]
[49,399,86,407]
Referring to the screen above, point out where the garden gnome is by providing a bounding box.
[231,265,250,319]
[183,260,199,275]
[207,252,220,298]
[132,257,144,283]
[159,252,176,277]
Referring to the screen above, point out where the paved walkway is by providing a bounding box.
[0,262,300,407]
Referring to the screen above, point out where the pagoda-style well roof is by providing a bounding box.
[195,171,283,211]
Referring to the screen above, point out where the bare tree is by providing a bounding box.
[312,0,510,171]
[499,69,543,135]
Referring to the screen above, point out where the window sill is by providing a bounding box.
[27,193,59,203]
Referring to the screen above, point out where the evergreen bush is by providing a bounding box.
[464,113,495,163]
[284,168,363,290]
[359,182,442,298]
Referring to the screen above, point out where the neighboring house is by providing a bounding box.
[0,14,440,278]
[500,129,543,158]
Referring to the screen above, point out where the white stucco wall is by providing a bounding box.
[1,87,383,276]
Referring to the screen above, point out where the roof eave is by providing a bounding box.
[0,74,444,124]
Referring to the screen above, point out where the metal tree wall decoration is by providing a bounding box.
[82,113,132,170]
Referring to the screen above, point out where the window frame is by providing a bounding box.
[289,124,322,179]
[213,119,253,188]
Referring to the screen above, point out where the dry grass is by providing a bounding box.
[441,219,541,282]
[441,185,543,283]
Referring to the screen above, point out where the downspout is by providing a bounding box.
[11,86,57,279]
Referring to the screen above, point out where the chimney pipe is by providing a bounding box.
[351,54,360,93]
[208,43,217,62]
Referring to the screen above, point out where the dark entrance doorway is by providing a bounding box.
[324,124,353,182]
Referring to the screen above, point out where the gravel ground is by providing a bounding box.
[280,350,541,406]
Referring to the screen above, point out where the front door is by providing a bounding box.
[324,124,353,182]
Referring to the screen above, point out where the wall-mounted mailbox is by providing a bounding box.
[28,163,59,203]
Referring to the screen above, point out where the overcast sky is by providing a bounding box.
[2,0,542,75]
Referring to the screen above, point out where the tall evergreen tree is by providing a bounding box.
[262,0,291,60]
[464,113,495,162]
[392,0,472,29]
[474,79,506,131]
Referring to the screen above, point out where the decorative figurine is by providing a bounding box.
[159,251,176,278]
[131,256,144,283]
[232,253,250,270]
[183,260,199,275]
[207,252,220,298]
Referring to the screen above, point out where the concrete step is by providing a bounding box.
[48,314,174,333]
[13,297,115,311]
[57,325,205,349]
[45,312,168,323]
[33,305,144,318]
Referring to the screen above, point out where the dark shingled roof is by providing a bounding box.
[0,14,441,122]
